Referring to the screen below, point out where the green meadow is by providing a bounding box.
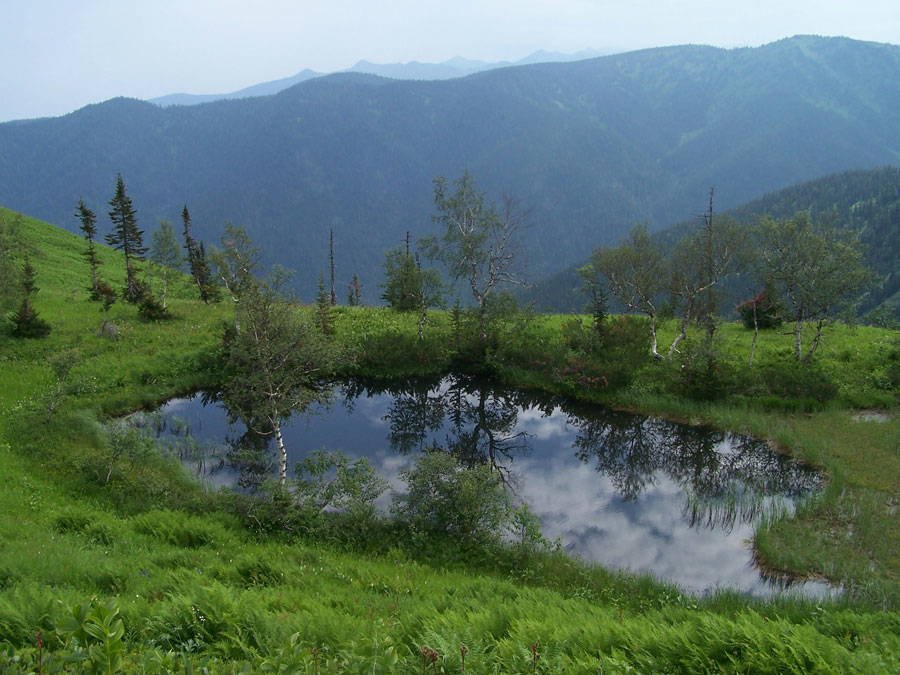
[2,207,899,672]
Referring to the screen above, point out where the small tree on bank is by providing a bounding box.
[150,220,183,310]
[209,223,261,334]
[421,171,527,340]
[347,273,362,306]
[181,206,216,303]
[667,191,748,356]
[221,269,336,484]
[381,245,420,311]
[9,257,50,338]
[760,213,871,362]
[589,223,667,358]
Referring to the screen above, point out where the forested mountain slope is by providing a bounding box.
[525,166,900,314]
[1,35,899,298]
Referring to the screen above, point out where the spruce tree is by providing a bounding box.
[181,205,216,303]
[347,273,362,306]
[105,174,147,303]
[315,273,332,335]
[75,198,102,298]
[9,257,50,338]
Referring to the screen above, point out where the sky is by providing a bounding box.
[2,0,899,123]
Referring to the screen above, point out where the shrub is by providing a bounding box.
[293,449,389,523]
[231,450,388,537]
[735,281,784,330]
[138,293,170,321]
[675,336,737,401]
[391,449,514,546]
[755,362,838,402]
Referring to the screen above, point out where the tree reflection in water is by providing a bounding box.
[159,375,826,594]
[566,399,820,530]
[346,375,532,487]
[342,376,820,532]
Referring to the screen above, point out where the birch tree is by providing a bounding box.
[421,171,527,339]
[760,213,870,362]
[221,269,336,484]
[589,223,667,358]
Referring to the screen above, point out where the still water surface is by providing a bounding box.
[158,374,831,597]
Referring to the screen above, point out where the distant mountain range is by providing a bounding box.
[2,35,899,301]
[148,49,614,107]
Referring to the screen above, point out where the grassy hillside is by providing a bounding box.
[2,208,900,672]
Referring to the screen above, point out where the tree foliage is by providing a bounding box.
[380,246,421,311]
[9,256,50,338]
[221,268,336,483]
[181,206,216,303]
[421,171,526,338]
[760,213,871,362]
[667,192,749,355]
[391,449,514,545]
[149,220,183,310]
[105,174,147,303]
[75,198,102,298]
[209,223,260,333]
[590,223,667,358]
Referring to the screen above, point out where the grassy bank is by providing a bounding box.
[2,208,899,671]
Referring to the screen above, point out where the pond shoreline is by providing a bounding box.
[156,371,834,598]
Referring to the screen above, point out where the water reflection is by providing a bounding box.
[158,375,827,596]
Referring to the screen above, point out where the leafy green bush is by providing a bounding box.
[391,450,514,546]
[231,450,388,538]
[755,362,839,402]
[674,336,738,401]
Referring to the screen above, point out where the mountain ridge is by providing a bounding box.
[148,48,618,108]
[2,35,898,299]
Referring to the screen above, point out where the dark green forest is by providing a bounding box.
[527,166,900,316]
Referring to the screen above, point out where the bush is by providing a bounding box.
[735,281,784,330]
[675,336,737,401]
[231,450,388,538]
[138,293,170,321]
[391,450,514,546]
[755,362,838,402]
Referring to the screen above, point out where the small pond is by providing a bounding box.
[157,374,833,598]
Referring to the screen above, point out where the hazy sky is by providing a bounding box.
[2,0,898,123]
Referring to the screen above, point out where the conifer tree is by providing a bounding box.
[316,273,332,335]
[182,205,216,303]
[9,257,50,338]
[75,198,102,297]
[347,273,362,306]
[105,174,147,303]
